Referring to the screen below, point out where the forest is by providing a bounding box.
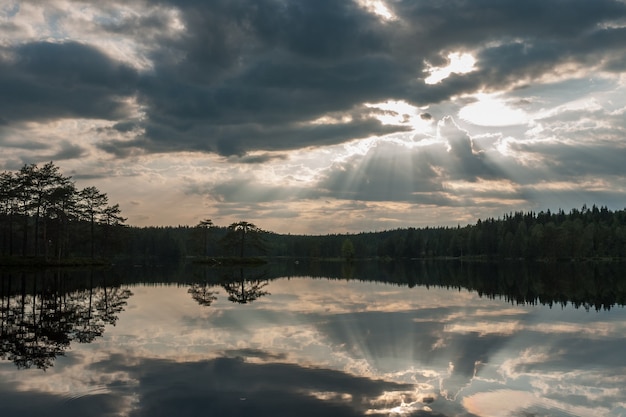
[114,204,626,263]
[2,162,626,264]
[0,162,125,263]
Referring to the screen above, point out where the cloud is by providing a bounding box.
[3,0,626,158]
[73,1,626,155]
[0,41,138,124]
[227,152,289,164]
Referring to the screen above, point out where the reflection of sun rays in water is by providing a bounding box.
[327,306,444,412]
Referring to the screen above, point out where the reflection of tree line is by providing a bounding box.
[187,261,626,311]
[5,260,617,370]
[320,260,626,311]
[0,269,132,370]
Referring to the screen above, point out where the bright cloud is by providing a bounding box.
[459,93,530,126]
[425,52,477,85]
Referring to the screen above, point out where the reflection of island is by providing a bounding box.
[222,267,270,304]
[188,267,270,306]
[0,270,132,370]
[187,284,218,306]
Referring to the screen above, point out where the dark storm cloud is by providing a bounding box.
[120,108,407,156]
[506,140,626,181]
[0,41,138,124]
[228,152,288,164]
[390,0,626,61]
[49,141,89,161]
[3,0,626,158]
[437,117,500,181]
[96,0,626,156]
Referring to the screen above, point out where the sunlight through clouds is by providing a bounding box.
[459,93,530,126]
[355,0,396,21]
[424,52,477,85]
[365,100,434,133]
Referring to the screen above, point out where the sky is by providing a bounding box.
[1,0,626,234]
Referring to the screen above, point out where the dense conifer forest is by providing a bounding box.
[109,204,626,262]
[2,162,626,264]
[0,162,125,263]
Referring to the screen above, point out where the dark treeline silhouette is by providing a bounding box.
[3,163,625,263]
[0,268,132,369]
[263,206,626,260]
[116,220,271,265]
[120,206,626,263]
[113,260,626,311]
[0,162,126,262]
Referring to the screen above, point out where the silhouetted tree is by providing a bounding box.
[341,238,355,261]
[220,221,266,258]
[196,218,214,256]
[0,171,17,255]
[100,204,127,257]
[78,186,108,259]
[0,162,125,262]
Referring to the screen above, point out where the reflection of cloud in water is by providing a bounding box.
[93,355,420,417]
[463,388,611,417]
[3,277,626,416]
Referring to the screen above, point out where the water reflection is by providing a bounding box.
[0,269,132,369]
[182,260,626,310]
[189,267,271,306]
[0,261,625,417]
[221,267,271,304]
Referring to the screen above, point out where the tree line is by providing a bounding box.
[264,206,626,260]
[0,162,125,262]
[2,162,626,263]
[120,205,626,263]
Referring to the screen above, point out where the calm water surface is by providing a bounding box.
[1,262,626,416]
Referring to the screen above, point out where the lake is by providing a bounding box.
[1,260,626,417]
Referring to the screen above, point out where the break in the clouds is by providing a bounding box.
[1,0,626,232]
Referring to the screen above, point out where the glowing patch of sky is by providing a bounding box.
[459,93,530,126]
[366,100,435,135]
[356,0,396,21]
[424,52,476,85]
